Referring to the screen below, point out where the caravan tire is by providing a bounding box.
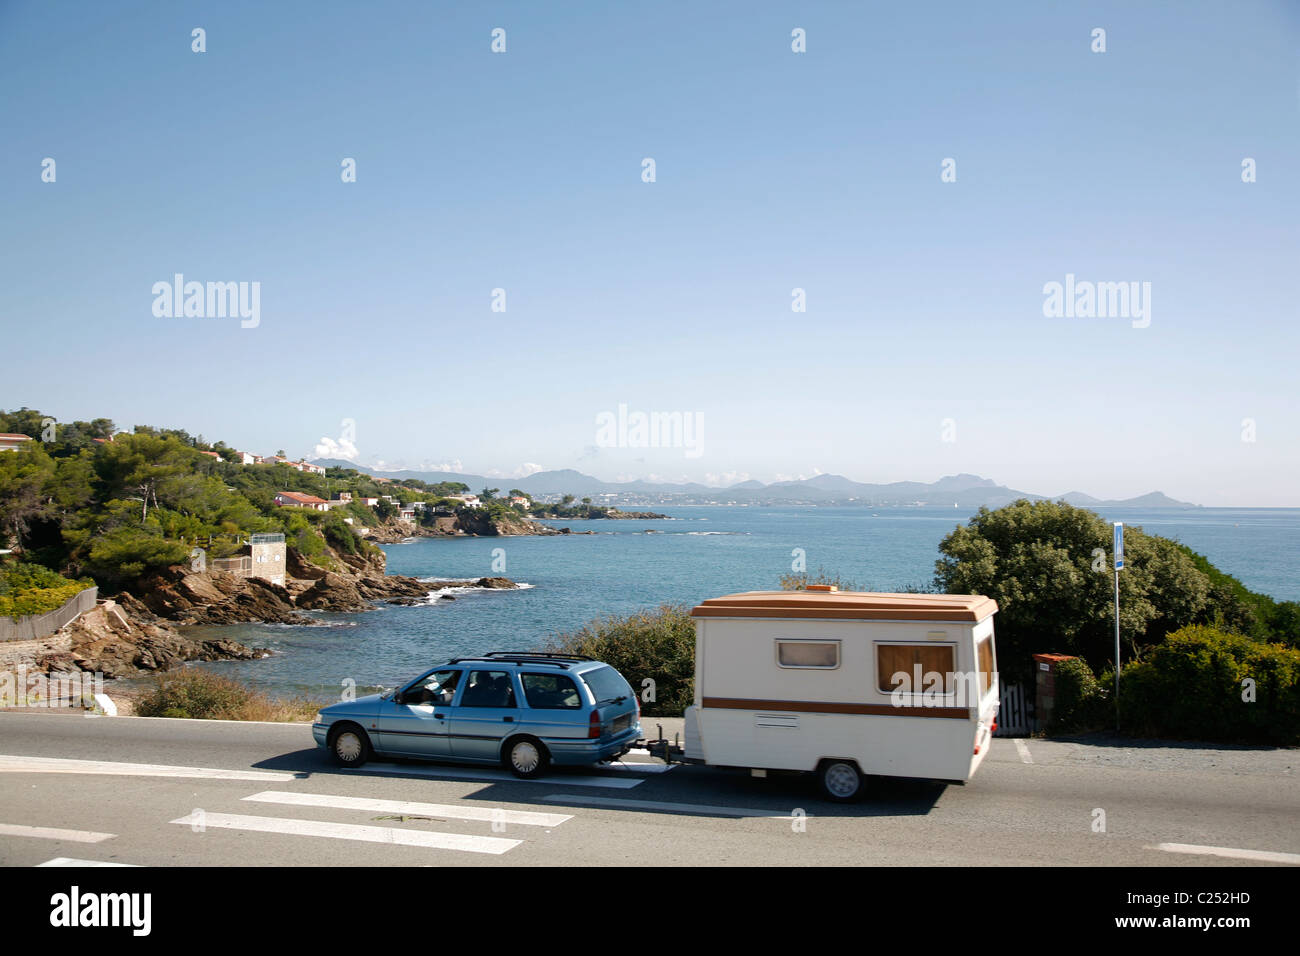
[817,759,865,802]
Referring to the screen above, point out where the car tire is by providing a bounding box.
[329,723,372,768]
[503,736,550,779]
[817,759,865,802]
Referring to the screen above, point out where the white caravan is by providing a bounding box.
[645,586,1000,801]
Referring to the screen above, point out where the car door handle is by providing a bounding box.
[502,716,514,722]
[434,713,447,719]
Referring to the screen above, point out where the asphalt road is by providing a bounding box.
[1,711,1297,867]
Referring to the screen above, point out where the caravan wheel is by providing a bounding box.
[818,760,865,802]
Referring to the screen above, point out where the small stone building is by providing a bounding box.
[249,532,286,586]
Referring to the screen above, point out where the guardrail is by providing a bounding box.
[0,586,99,643]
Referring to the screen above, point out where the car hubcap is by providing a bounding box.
[826,763,859,797]
[512,742,540,773]
[336,732,362,761]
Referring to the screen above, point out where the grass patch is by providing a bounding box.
[134,669,324,722]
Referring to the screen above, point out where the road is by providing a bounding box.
[1,710,1297,867]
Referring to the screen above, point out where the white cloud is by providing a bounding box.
[705,471,751,487]
[315,436,358,460]
[422,459,464,473]
[484,462,545,478]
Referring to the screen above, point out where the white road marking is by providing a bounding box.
[597,761,675,774]
[243,791,572,827]
[1014,739,1034,764]
[0,754,296,782]
[0,823,115,843]
[169,811,521,854]
[541,794,807,819]
[38,857,136,867]
[364,763,644,789]
[1149,842,1300,865]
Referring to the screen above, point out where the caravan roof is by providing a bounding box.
[690,589,997,623]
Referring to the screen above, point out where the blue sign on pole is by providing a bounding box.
[1113,522,1124,571]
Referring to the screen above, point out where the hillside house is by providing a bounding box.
[274,491,328,511]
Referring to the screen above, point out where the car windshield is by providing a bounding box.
[580,665,633,704]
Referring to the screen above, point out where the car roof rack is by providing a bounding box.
[445,652,594,670]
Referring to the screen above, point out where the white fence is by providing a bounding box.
[0,587,99,643]
[994,681,1034,737]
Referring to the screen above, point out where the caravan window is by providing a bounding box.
[776,640,840,669]
[876,644,956,694]
[977,636,995,696]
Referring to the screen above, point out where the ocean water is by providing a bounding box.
[181,506,1300,698]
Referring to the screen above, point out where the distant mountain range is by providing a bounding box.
[308,461,1198,508]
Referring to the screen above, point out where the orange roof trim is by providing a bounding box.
[691,590,998,623]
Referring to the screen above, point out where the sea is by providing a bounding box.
[177,506,1300,698]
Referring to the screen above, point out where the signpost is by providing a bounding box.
[1113,522,1123,730]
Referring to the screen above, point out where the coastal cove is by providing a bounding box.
[177,505,1300,698]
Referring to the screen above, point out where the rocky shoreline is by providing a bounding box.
[4,539,522,682]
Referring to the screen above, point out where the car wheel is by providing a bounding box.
[504,736,550,779]
[329,723,371,768]
[818,759,865,802]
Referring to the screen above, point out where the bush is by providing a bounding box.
[0,562,94,618]
[134,669,323,721]
[541,605,695,717]
[1046,657,1110,735]
[1118,625,1300,744]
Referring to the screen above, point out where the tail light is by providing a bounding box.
[588,710,602,739]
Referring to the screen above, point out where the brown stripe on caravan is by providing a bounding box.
[702,697,971,720]
[689,590,997,623]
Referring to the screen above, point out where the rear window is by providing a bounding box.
[579,665,633,704]
[521,673,582,709]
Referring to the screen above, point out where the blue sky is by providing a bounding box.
[2,1,1297,504]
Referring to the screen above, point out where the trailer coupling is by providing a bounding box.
[636,723,688,764]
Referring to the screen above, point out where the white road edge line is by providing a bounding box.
[1149,842,1300,865]
[540,794,806,819]
[38,857,136,867]
[243,791,572,827]
[0,823,115,843]
[1014,739,1034,764]
[0,754,296,782]
[169,812,521,854]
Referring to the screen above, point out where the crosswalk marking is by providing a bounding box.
[0,754,295,782]
[170,811,522,854]
[0,822,116,843]
[38,857,136,867]
[597,761,675,774]
[243,791,572,827]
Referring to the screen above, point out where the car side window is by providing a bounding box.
[521,673,582,709]
[460,670,516,708]
[406,669,460,706]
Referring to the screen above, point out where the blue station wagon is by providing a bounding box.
[312,652,643,778]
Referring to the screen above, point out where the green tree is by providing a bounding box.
[935,500,1211,683]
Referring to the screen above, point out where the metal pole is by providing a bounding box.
[1114,568,1121,731]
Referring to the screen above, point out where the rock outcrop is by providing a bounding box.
[0,599,268,679]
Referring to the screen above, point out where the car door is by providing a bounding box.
[447,669,523,762]
[376,668,461,758]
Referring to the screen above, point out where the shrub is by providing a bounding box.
[542,604,695,717]
[1118,625,1300,744]
[0,562,94,618]
[134,669,323,722]
[1046,656,1110,735]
